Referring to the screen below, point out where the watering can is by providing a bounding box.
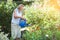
[19,19,28,28]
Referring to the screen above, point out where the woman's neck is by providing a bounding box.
[18,9,22,12]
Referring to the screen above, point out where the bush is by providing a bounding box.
[0,26,9,40]
[0,2,17,27]
[23,28,60,40]
[0,2,17,38]
[23,3,60,40]
[0,32,9,40]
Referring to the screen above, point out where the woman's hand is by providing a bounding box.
[21,17,26,20]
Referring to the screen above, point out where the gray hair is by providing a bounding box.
[17,4,24,9]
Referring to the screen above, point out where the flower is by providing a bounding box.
[45,34,49,37]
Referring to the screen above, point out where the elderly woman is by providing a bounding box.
[11,4,25,40]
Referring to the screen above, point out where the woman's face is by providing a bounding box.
[19,6,24,11]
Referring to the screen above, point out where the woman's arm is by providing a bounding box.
[14,10,25,20]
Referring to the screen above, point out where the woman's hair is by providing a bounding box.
[17,4,24,9]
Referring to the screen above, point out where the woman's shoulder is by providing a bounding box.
[14,8,18,11]
[13,8,19,13]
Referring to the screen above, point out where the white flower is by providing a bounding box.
[45,34,49,37]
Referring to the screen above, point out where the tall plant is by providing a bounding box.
[23,1,60,40]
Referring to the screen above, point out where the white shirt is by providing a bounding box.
[11,8,23,24]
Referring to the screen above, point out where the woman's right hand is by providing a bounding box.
[21,17,26,20]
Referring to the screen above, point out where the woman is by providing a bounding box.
[11,4,25,40]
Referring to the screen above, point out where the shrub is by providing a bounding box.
[23,3,60,40]
[0,2,17,38]
[0,32,9,40]
[0,2,17,27]
[0,26,9,40]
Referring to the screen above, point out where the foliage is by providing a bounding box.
[0,26,9,40]
[0,32,9,40]
[0,2,16,32]
[0,2,17,27]
[23,28,60,40]
[23,2,60,40]
[0,2,17,38]
[24,6,60,27]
